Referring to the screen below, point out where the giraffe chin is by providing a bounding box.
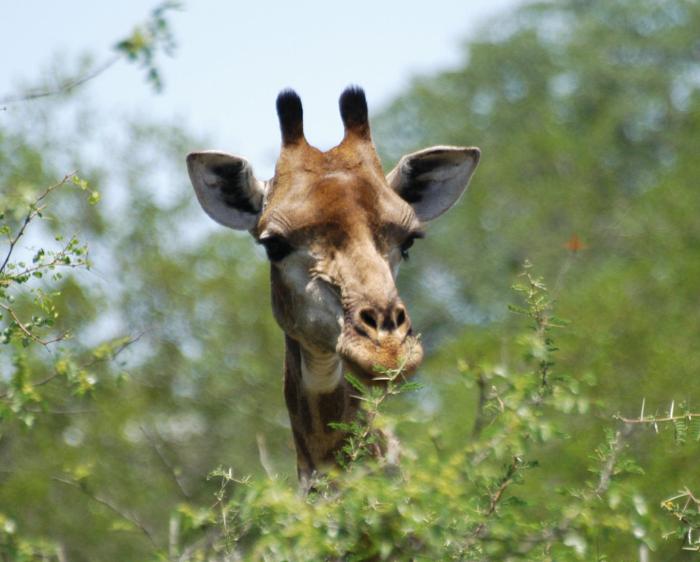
[336,332,423,386]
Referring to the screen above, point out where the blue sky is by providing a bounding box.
[2,0,523,177]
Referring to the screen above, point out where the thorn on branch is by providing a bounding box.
[615,413,700,425]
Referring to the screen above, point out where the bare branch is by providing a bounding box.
[0,57,119,105]
[176,528,221,562]
[26,407,96,415]
[256,432,275,478]
[615,413,700,424]
[472,372,487,438]
[81,332,144,370]
[52,476,158,548]
[595,428,630,496]
[141,424,191,499]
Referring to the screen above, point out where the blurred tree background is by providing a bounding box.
[1,0,699,560]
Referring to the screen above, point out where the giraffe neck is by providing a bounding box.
[283,336,359,482]
[299,346,343,394]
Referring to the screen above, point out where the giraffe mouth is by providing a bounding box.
[336,328,423,384]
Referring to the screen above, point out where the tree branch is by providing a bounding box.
[0,172,75,275]
[472,372,487,438]
[140,424,191,499]
[0,333,142,400]
[461,456,525,549]
[595,428,629,496]
[615,413,700,424]
[0,303,67,347]
[0,57,119,105]
[256,432,275,478]
[52,476,158,548]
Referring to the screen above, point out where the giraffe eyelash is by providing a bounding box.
[400,232,424,260]
[259,235,294,262]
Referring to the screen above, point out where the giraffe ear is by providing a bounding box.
[186,151,266,230]
[387,146,480,221]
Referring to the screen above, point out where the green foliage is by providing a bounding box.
[2,0,700,560]
[114,1,181,91]
[373,0,700,557]
[662,489,700,552]
[0,512,61,562]
[162,266,673,560]
[0,173,122,427]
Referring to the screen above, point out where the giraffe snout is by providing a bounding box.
[352,299,412,343]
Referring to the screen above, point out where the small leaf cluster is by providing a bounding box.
[661,489,700,551]
[0,512,61,562]
[329,363,421,468]
[0,174,132,427]
[1,175,93,344]
[114,1,181,91]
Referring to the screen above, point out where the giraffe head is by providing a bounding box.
[187,87,479,383]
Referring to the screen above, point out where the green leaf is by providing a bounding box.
[344,372,367,395]
[88,190,100,205]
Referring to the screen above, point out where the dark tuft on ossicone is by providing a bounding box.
[339,85,370,138]
[276,89,304,145]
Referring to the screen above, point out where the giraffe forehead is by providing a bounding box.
[261,171,409,241]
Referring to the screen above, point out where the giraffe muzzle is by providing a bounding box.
[336,300,423,382]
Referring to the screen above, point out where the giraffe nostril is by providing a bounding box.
[395,307,406,328]
[359,308,378,330]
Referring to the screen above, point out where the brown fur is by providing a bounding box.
[283,336,360,481]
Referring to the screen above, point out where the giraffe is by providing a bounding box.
[186,87,479,482]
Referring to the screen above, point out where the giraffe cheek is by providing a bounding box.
[277,286,343,352]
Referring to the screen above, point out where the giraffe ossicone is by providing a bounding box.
[187,86,480,481]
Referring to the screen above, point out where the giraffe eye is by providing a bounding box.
[400,232,424,260]
[260,235,294,262]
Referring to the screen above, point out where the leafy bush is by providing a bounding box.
[168,264,698,561]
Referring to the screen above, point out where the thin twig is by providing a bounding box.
[141,424,191,499]
[176,528,221,562]
[595,428,629,496]
[52,476,158,548]
[256,432,275,478]
[615,413,700,424]
[84,332,144,370]
[0,172,76,275]
[0,372,57,401]
[0,303,67,347]
[26,407,96,415]
[0,57,119,105]
[470,457,523,540]
[685,489,700,505]
[4,230,89,284]
[5,257,86,282]
[662,487,700,548]
[0,333,142,399]
[472,372,487,438]
[169,513,180,559]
